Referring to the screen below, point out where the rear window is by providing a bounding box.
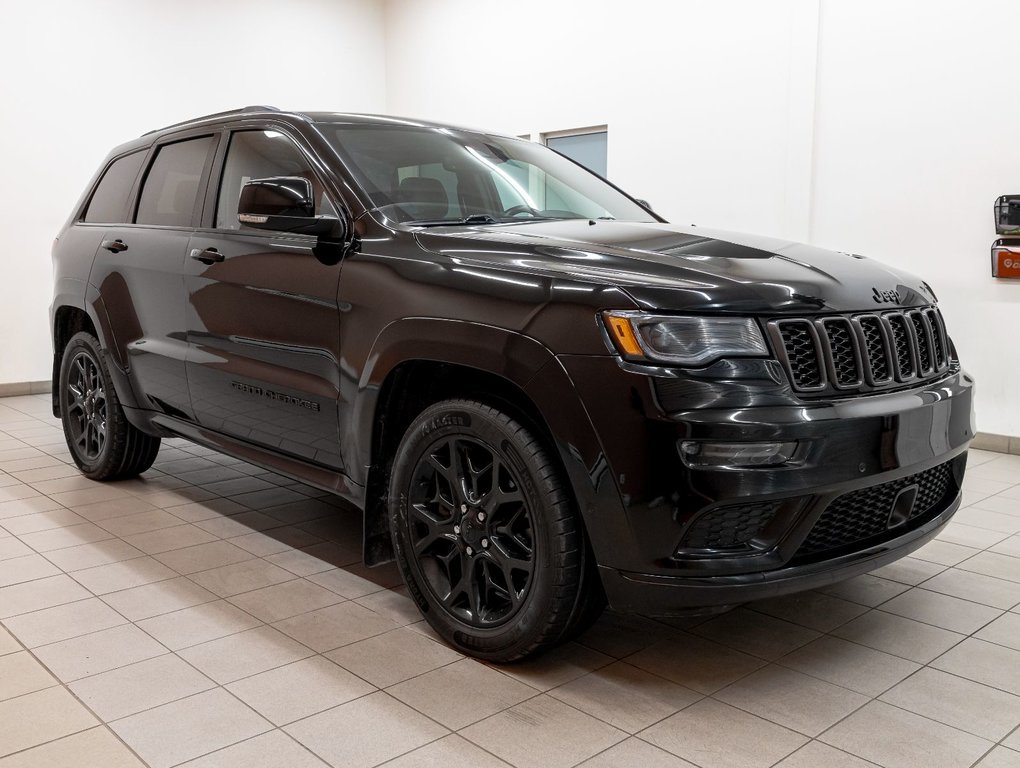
[83,151,146,224]
[136,136,215,227]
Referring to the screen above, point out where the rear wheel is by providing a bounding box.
[388,399,599,661]
[59,332,160,480]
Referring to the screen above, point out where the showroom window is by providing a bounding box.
[135,136,215,227]
[544,127,608,177]
[216,130,336,230]
[83,151,146,224]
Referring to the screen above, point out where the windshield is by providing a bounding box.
[316,123,657,225]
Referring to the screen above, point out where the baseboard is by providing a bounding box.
[0,381,52,397]
[972,432,1020,456]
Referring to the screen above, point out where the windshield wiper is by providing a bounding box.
[408,214,499,227]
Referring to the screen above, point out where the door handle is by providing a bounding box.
[190,247,224,265]
[101,239,128,253]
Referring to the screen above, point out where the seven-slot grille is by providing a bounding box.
[769,307,950,395]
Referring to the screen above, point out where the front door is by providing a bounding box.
[184,128,344,468]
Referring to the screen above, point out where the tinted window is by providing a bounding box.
[83,151,145,223]
[546,132,608,177]
[136,137,214,227]
[216,130,336,230]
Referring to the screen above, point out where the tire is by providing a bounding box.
[388,399,596,662]
[58,332,160,480]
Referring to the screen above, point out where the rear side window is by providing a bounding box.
[83,151,146,223]
[136,136,215,227]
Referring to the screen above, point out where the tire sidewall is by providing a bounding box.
[388,401,567,660]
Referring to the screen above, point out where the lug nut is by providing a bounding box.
[461,504,467,513]
[466,546,474,555]
[453,525,460,534]
[481,538,489,548]
[477,511,486,522]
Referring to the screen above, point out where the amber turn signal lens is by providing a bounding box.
[604,313,643,357]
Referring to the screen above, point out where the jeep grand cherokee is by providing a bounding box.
[50,106,974,660]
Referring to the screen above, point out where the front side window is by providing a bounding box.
[318,123,654,225]
[216,130,336,230]
[83,151,146,224]
[135,136,215,227]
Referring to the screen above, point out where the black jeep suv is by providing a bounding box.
[51,106,974,660]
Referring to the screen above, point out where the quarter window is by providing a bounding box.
[216,130,336,230]
[135,137,215,227]
[83,151,145,224]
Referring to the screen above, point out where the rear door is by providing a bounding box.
[184,127,344,468]
[90,133,218,419]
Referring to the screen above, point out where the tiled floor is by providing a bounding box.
[0,393,1018,768]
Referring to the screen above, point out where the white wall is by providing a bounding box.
[0,0,387,385]
[384,0,1020,435]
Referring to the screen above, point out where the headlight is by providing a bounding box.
[603,311,768,366]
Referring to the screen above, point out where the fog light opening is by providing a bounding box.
[680,440,798,468]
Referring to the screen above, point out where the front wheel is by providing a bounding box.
[388,399,597,661]
[58,332,160,480]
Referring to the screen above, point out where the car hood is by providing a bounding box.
[413,219,936,314]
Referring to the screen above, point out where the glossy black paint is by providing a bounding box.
[50,108,975,614]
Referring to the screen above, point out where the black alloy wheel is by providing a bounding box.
[65,350,108,462]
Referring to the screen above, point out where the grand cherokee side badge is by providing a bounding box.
[872,287,901,304]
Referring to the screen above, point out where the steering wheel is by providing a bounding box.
[501,205,541,218]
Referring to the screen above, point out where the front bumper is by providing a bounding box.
[557,356,975,613]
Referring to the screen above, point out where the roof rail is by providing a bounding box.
[143,105,282,136]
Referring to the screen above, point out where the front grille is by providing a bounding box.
[797,460,958,557]
[678,502,779,552]
[770,306,952,396]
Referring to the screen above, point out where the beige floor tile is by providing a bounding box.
[188,558,295,597]
[71,556,177,595]
[326,626,461,688]
[576,737,698,767]
[953,507,1020,535]
[1003,724,1020,750]
[991,534,1020,558]
[575,612,679,659]
[0,686,98,758]
[69,654,216,721]
[71,496,160,523]
[641,697,807,768]
[229,529,312,558]
[6,595,128,648]
[880,587,1003,634]
[18,523,114,553]
[774,740,880,768]
[389,657,537,729]
[496,642,612,692]
[284,691,447,768]
[33,623,166,682]
[931,638,1020,696]
[957,551,1020,582]
[0,627,18,656]
[153,540,255,575]
[832,610,965,663]
[229,579,344,624]
[0,575,91,619]
[306,567,388,599]
[121,523,218,555]
[49,486,130,508]
[177,730,329,768]
[548,660,700,734]
[0,496,64,520]
[872,556,947,585]
[101,576,217,621]
[747,591,868,633]
[110,688,272,768]
[778,635,921,696]
[272,600,398,652]
[194,511,283,539]
[691,608,820,660]
[265,547,336,577]
[134,487,217,508]
[820,574,911,606]
[1,508,86,535]
[43,539,144,572]
[230,487,306,510]
[0,485,47,504]
[976,746,1020,768]
[27,476,101,495]
[463,693,626,768]
[0,555,60,587]
[380,733,512,767]
[911,539,981,567]
[0,726,145,768]
[820,700,991,768]
[137,599,262,650]
[881,667,1020,741]
[975,611,1020,651]
[98,509,189,538]
[353,587,423,627]
[716,664,868,737]
[226,655,374,726]
[937,521,1010,549]
[922,568,1020,609]
[0,537,32,562]
[969,492,1020,514]
[178,625,312,684]
[0,652,56,701]
[163,497,249,523]
[626,633,766,694]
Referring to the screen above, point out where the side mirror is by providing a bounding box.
[238,176,342,239]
